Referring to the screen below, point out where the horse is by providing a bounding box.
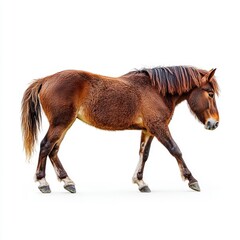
[21,66,219,193]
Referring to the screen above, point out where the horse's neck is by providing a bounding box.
[172,92,189,106]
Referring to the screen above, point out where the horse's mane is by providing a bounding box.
[131,66,219,96]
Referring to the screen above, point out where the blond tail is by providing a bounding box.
[21,79,43,159]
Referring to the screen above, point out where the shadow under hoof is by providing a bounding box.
[64,185,76,193]
[189,182,201,192]
[139,185,151,193]
[38,185,51,193]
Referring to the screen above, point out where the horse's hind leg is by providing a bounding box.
[132,131,153,192]
[49,140,76,193]
[36,143,50,193]
[36,116,76,193]
[36,129,58,193]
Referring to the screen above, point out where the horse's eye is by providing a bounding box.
[208,92,214,98]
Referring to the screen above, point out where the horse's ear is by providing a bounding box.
[201,68,217,83]
[208,68,217,81]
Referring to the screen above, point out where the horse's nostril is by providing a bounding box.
[205,119,219,130]
[207,120,212,128]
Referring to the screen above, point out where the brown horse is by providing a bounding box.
[21,66,219,193]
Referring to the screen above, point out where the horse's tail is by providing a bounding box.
[21,79,43,160]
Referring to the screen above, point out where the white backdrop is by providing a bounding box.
[1,0,239,239]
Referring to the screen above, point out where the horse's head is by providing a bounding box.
[187,68,219,130]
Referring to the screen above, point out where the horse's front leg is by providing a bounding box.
[132,131,153,192]
[149,124,200,191]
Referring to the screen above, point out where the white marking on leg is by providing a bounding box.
[62,177,75,187]
[133,156,143,182]
[38,178,49,187]
[132,135,151,189]
[51,163,75,186]
[132,155,148,189]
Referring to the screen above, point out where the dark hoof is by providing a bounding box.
[189,182,201,192]
[38,185,51,193]
[139,185,151,193]
[64,184,76,193]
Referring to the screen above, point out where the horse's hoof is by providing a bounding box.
[189,182,201,192]
[139,185,151,193]
[38,185,51,193]
[64,184,76,193]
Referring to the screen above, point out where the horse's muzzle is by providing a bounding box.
[205,118,219,130]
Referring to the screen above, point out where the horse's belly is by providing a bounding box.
[77,91,142,130]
